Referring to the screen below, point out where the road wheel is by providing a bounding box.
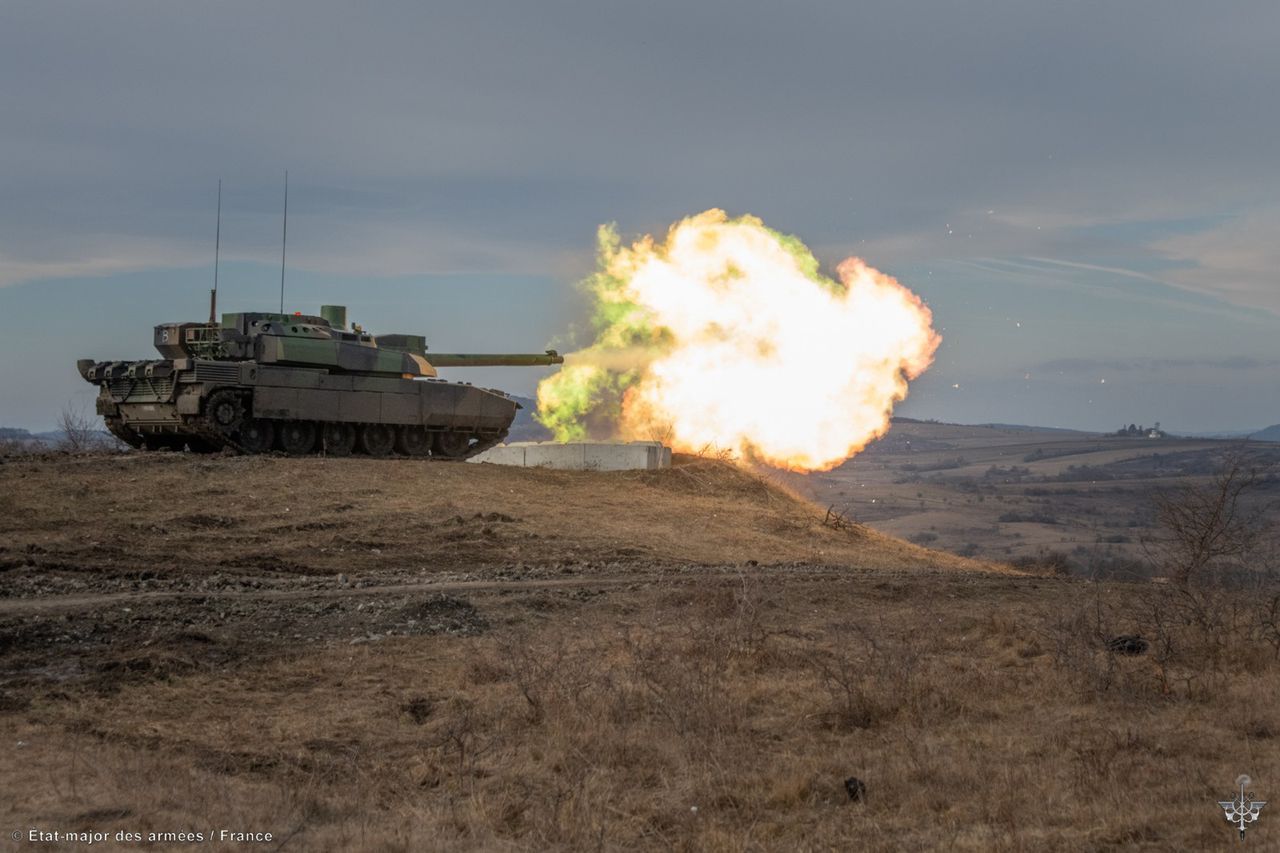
[206,389,246,434]
[434,430,473,459]
[278,421,317,455]
[238,419,275,454]
[321,423,356,456]
[358,423,395,457]
[395,425,431,457]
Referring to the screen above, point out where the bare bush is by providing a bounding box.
[424,696,493,774]
[496,629,613,723]
[808,623,924,729]
[1103,445,1280,696]
[1145,444,1275,587]
[1045,574,1277,701]
[1134,584,1241,699]
[1254,586,1280,660]
[1043,583,1130,697]
[624,625,738,737]
[620,581,774,738]
[1010,549,1075,576]
[57,401,103,453]
[0,437,30,458]
[822,504,855,530]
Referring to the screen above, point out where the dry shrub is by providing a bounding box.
[807,623,926,730]
[1144,443,1275,586]
[1045,578,1280,701]
[1044,448,1280,701]
[0,438,29,459]
[463,654,508,686]
[623,620,742,740]
[1255,585,1280,660]
[412,590,786,847]
[623,578,778,737]
[1070,727,1160,792]
[1043,583,1133,697]
[1009,549,1075,576]
[495,628,615,724]
[423,696,495,775]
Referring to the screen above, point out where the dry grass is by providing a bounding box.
[3,453,1278,849]
[6,572,1279,850]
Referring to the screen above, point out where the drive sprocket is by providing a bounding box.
[205,389,247,435]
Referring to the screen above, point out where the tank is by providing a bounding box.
[76,304,563,459]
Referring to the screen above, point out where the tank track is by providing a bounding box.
[160,413,507,461]
[102,379,510,460]
[103,416,144,449]
[454,430,508,461]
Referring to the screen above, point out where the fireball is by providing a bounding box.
[536,209,940,472]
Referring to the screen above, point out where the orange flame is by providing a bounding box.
[537,210,940,472]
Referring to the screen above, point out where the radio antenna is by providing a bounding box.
[279,170,288,314]
[209,179,221,324]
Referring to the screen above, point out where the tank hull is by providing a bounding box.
[83,357,517,458]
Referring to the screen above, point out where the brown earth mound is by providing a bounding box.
[0,452,999,596]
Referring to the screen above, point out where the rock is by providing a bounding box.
[401,697,433,724]
[1105,634,1149,655]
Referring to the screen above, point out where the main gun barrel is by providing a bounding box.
[427,350,564,368]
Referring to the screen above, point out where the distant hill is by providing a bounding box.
[0,427,53,448]
[1253,424,1280,442]
[506,396,554,442]
[1170,426,1280,440]
[1,426,117,449]
[1173,429,1254,439]
[892,417,1094,435]
[977,422,1095,435]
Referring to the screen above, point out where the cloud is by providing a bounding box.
[0,199,589,288]
[2,1,1280,297]
[1150,209,1280,314]
[1036,356,1280,374]
[4,0,1280,437]
[0,239,202,289]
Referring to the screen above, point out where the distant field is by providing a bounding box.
[782,421,1280,575]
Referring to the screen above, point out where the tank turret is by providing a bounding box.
[77,304,563,458]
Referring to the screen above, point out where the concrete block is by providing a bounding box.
[524,442,585,469]
[583,442,661,471]
[469,444,526,466]
[468,440,671,470]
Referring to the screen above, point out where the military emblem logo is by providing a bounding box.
[1219,775,1266,841]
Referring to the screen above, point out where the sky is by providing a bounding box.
[2,1,1278,433]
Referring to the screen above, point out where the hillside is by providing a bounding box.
[3,451,1278,850]
[1253,423,1280,442]
[782,420,1280,574]
[0,452,986,591]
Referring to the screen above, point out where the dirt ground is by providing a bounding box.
[2,450,1277,850]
